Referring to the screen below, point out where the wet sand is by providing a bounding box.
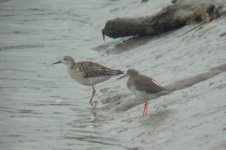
[1,0,226,150]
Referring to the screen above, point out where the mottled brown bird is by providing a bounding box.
[53,56,123,104]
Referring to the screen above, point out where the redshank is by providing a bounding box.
[118,69,170,117]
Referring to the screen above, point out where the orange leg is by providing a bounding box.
[142,103,146,117]
[145,101,148,116]
[142,101,148,117]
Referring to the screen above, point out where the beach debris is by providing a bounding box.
[102,3,223,39]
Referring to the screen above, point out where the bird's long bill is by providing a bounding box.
[52,61,62,65]
[117,73,128,80]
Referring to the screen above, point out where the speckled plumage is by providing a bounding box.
[76,61,123,78]
[53,56,123,104]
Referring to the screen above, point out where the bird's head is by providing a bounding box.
[53,56,75,67]
[118,69,139,79]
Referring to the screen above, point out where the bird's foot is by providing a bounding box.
[89,100,98,107]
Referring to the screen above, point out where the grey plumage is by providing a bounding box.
[128,74,166,94]
[119,69,170,116]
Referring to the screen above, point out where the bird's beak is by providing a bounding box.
[52,61,62,65]
[117,73,128,80]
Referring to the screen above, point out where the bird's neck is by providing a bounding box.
[67,62,75,69]
[128,76,136,85]
[129,74,139,79]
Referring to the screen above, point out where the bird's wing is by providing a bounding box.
[77,61,123,78]
[133,75,165,94]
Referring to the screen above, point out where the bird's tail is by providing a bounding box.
[106,69,124,76]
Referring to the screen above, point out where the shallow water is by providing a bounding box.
[0,0,129,149]
[1,0,226,150]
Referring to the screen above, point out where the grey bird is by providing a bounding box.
[118,69,170,117]
[53,56,123,105]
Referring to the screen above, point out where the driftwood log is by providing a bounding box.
[102,3,222,39]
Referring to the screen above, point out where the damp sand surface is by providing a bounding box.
[1,0,226,150]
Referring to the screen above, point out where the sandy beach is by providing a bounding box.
[0,0,226,150]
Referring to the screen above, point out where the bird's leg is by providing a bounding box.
[142,101,148,117]
[89,85,96,105]
[143,101,147,117]
[145,101,148,116]
[143,103,146,117]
